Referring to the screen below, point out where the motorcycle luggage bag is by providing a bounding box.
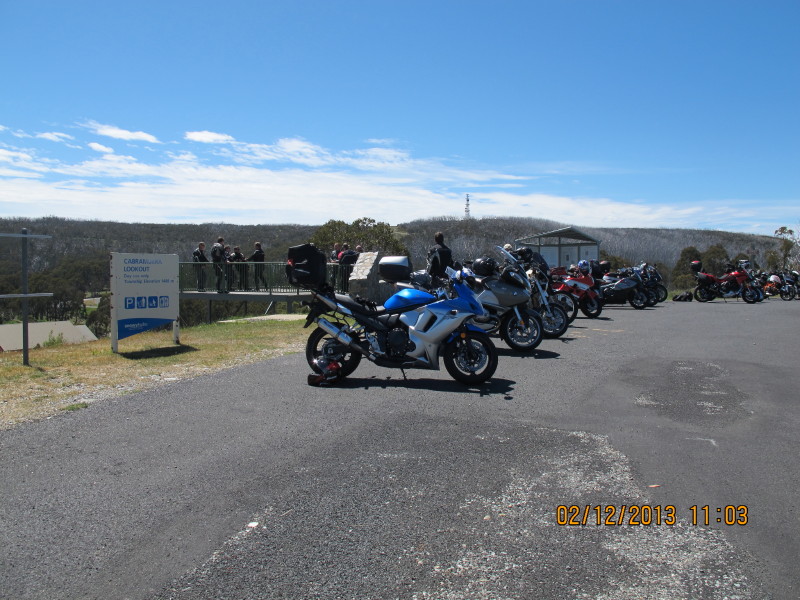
[696,272,713,283]
[690,260,703,273]
[378,256,412,283]
[286,243,327,288]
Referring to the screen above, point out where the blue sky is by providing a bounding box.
[1,0,797,234]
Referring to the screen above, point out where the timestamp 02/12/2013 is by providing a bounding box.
[555,504,749,527]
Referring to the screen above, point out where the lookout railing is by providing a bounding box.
[178,262,354,294]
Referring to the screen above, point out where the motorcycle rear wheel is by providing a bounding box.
[539,303,569,338]
[306,326,363,378]
[780,287,795,301]
[443,330,498,385]
[693,286,713,302]
[654,284,668,303]
[500,309,542,351]
[644,288,658,307]
[579,296,603,318]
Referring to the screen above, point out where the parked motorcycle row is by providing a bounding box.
[691,260,799,303]
[286,243,670,387]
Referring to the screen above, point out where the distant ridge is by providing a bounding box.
[1,215,781,275]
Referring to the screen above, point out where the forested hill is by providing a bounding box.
[398,216,781,271]
[0,217,318,268]
[1,215,782,276]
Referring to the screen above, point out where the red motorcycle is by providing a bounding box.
[551,262,603,318]
[691,261,758,303]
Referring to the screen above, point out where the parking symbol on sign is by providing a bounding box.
[125,297,135,310]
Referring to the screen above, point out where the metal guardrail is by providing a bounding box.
[179,262,351,294]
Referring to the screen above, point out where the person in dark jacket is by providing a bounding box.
[427,232,453,278]
[337,243,359,292]
[247,242,267,290]
[192,242,209,291]
[210,237,228,293]
[230,245,248,290]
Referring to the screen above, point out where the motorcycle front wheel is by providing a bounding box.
[305,326,363,378]
[629,290,647,309]
[443,330,498,385]
[741,287,758,304]
[553,292,578,323]
[539,303,569,338]
[780,287,795,301]
[500,309,543,352]
[580,296,603,318]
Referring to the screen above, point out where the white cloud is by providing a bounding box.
[83,120,159,143]
[0,124,793,235]
[185,131,236,144]
[88,142,114,153]
[36,131,74,143]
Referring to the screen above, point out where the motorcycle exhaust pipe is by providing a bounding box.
[317,318,371,358]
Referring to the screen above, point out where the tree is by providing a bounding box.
[671,246,702,290]
[310,217,407,257]
[701,244,730,277]
[774,226,798,269]
[86,294,111,337]
[764,250,781,272]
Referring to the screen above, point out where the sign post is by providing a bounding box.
[0,229,53,366]
[109,253,179,353]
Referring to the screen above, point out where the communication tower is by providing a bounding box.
[464,194,471,219]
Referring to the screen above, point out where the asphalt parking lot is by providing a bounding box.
[1,298,797,599]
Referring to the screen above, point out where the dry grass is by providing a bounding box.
[0,317,309,429]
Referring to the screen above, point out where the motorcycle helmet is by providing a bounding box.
[472,256,497,277]
[769,274,781,284]
[516,247,534,264]
[577,259,590,274]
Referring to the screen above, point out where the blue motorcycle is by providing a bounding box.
[286,244,498,386]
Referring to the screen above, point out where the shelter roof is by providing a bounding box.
[515,226,600,246]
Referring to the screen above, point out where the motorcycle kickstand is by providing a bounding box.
[400,368,408,380]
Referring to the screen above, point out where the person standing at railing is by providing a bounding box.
[211,237,228,293]
[192,242,209,291]
[329,242,342,289]
[230,245,249,290]
[247,241,267,290]
[337,243,359,292]
[224,245,237,290]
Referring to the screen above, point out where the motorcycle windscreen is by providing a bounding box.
[384,287,436,310]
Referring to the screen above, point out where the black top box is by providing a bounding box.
[286,243,327,288]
